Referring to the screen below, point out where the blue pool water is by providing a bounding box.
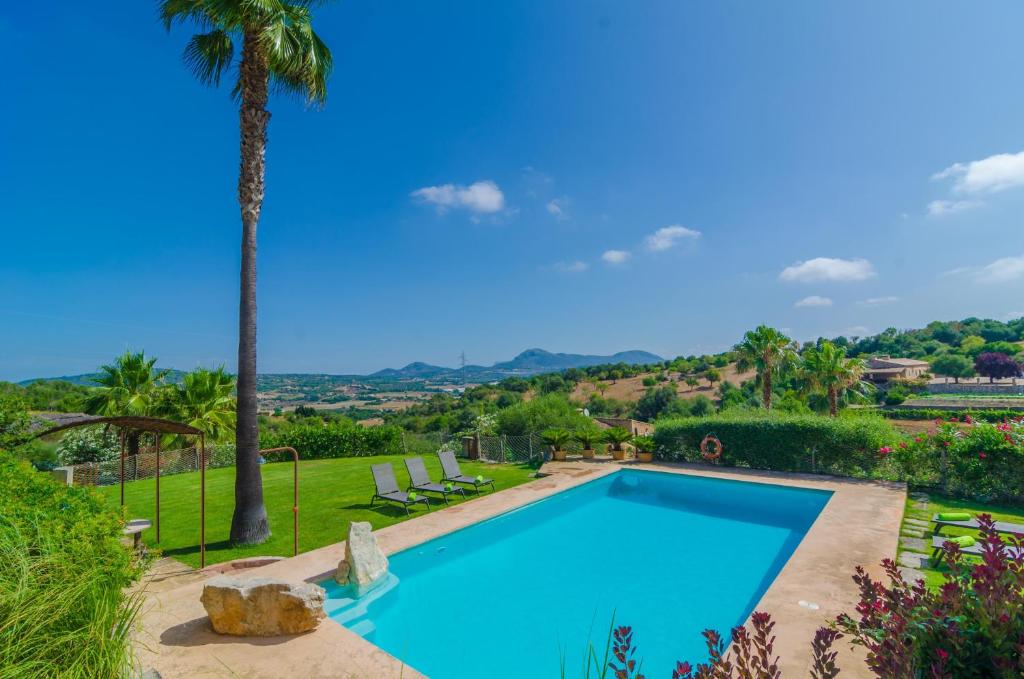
[324,470,831,678]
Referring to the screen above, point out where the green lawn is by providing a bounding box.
[99,455,537,569]
[900,493,1024,589]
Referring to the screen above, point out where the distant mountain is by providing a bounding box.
[19,369,189,387]
[19,348,664,386]
[369,362,450,378]
[493,348,664,373]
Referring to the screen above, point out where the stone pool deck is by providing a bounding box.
[134,461,904,678]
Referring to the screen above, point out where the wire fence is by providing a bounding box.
[476,433,562,464]
[69,445,236,487]
[66,432,547,486]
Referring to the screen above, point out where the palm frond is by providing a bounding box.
[159,0,214,31]
[184,30,235,86]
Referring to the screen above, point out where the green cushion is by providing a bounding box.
[938,512,972,522]
[444,482,454,492]
[950,535,975,548]
[475,475,484,483]
[408,492,418,501]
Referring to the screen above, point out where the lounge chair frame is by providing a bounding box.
[370,463,431,515]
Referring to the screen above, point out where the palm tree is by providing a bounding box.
[167,367,237,443]
[85,350,169,456]
[799,341,870,416]
[161,0,333,545]
[734,325,798,411]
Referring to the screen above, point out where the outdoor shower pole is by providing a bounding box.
[258,447,300,557]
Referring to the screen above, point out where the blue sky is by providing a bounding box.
[3,1,1024,381]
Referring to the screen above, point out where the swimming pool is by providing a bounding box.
[323,469,831,677]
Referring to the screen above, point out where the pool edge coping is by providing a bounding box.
[135,461,904,678]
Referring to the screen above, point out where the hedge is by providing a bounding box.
[883,408,1023,423]
[653,413,896,477]
[259,423,404,461]
[0,452,140,677]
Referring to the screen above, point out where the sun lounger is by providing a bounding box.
[930,534,1024,560]
[405,456,466,505]
[931,514,1024,536]
[370,463,430,515]
[438,450,495,494]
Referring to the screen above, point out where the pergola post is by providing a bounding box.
[119,429,126,506]
[200,433,206,569]
[155,434,161,543]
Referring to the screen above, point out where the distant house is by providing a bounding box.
[593,417,653,436]
[864,356,931,385]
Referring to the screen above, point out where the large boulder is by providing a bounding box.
[201,576,325,636]
[335,521,388,591]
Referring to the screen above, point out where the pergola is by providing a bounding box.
[32,414,210,565]
[32,415,301,569]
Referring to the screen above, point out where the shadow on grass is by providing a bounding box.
[340,501,432,518]
[161,539,233,559]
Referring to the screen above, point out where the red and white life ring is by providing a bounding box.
[700,435,723,461]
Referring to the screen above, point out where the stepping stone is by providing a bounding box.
[910,492,930,501]
[904,518,931,527]
[898,567,926,583]
[898,552,929,569]
[913,501,929,511]
[901,528,925,538]
[901,536,928,551]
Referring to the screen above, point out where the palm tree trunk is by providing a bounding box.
[828,387,838,417]
[762,363,773,410]
[229,31,271,546]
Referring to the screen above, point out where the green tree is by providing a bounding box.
[684,375,700,390]
[161,0,334,546]
[85,350,168,456]
[735,325,798,411]
[166,367,237,442]
[960,335,986,357]
[930,354,976,383]
[799,341,870,416]
[703,367,721,386]
[0,393,34,453]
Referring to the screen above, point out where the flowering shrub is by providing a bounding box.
[883,417,1024,502]
[835,515,1024,677]
[54,425,121,466]
[597,516,1023,677]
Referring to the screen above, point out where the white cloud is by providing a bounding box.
[555,260,588,273]
[779,257,876,283]
[794,295,833,308]
[601,250,631,265]
[856,296,900,307]
[974,255,1024,283]
[546,197,570,220]
[933,150,1024,194]
[926,199,981,217]
[411,180,505,214]
[844,325,871,337]
[643,224,701,252]
[945,255,1024,283]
